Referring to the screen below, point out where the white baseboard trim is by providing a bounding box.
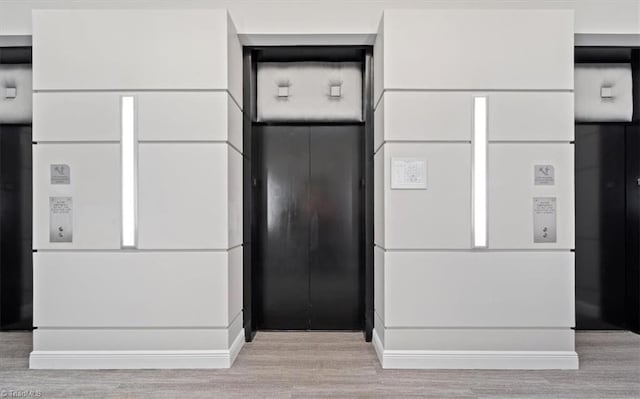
[372,328,578,370]
[29,328,245,370]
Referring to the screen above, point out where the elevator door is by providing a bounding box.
[575,125,627,329]
[256,125,363,330]
[0,125,32,330]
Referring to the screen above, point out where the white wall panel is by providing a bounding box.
[3,0,639,38]
[384,251,575,327]
[382,92,472,142]
[374,97,384,151]
[374,148,385,247]
[227,147,243,248]
[34,328,232,351]
[373,16,384,107]
[34,251,230,327]
[488,92,574,141]
[138,143,229,250]
[374,312,385,347]
[33,92,120,142]
[228,246,243,327]
[489,143,575,249]
[227,304,244,348]
[379,91,573,142]
[382,10,573,90]
[374,246,385,321]
[34,92,243,145]
[33,10,231,90]
[137,92,240,144]
[384,328,575,351]
[228,99,243,152]
[384,143,471,249]
[226,12,243,108]
[33,144,120,249]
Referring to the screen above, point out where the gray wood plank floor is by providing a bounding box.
[1,331,638,398]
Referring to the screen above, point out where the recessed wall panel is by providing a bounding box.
[374,97,384,151]
[228,147,243,249]
[137,92,238,143]
[382,10,573,90]
[374,246,385,321]
[384,328,575,351]
[33,92,120,142]
[33,144,120,249]
[33,251,229,327]
[374,147,385,247]
[488,92,574,141]
[137,143,229,250]
[489,143,574,249]
[384,143,471,249]
[384,251,575,327]
[33,10,230,90]
[33,328,232,351]
[228,246,243,327]
[382,91,472,141]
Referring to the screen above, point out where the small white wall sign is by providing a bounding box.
[533,197,556,243]
[51,164,71,185]
[50,196,73,243]
[391,158,427,189]
[534,164,554,185]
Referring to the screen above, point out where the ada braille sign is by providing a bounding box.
[534,164,554,185]
[533,197,556,243]
[51,164,71,185]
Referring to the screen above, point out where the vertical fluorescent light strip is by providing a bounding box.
[121,96,137,248]
[473,96,488,248]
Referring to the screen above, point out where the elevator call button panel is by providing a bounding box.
[533,197,556,243]
[49,196,73,243]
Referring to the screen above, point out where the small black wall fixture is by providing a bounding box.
[242,46,374,341]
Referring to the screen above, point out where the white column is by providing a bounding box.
[30,9,244,369]
[373,9,577,370]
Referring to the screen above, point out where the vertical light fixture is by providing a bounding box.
[121,96,137,247]
[473,96,488,248]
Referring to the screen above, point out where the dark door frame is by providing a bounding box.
[242,46,374,341]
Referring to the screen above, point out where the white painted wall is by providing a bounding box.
[373,9,577,369]
[29,9,245,369]
[0,0,638,38]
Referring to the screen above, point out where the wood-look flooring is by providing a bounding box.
[1,331,639,398]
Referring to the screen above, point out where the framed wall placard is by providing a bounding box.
[391,157,427,189]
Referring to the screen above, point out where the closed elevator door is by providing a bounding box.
[256,125,363,330]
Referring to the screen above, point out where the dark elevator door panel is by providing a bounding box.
[256,126,310,330]
[0,125,33,330]
[575,125,627,329]
[256,125,363,330]
[309,126,362,330]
